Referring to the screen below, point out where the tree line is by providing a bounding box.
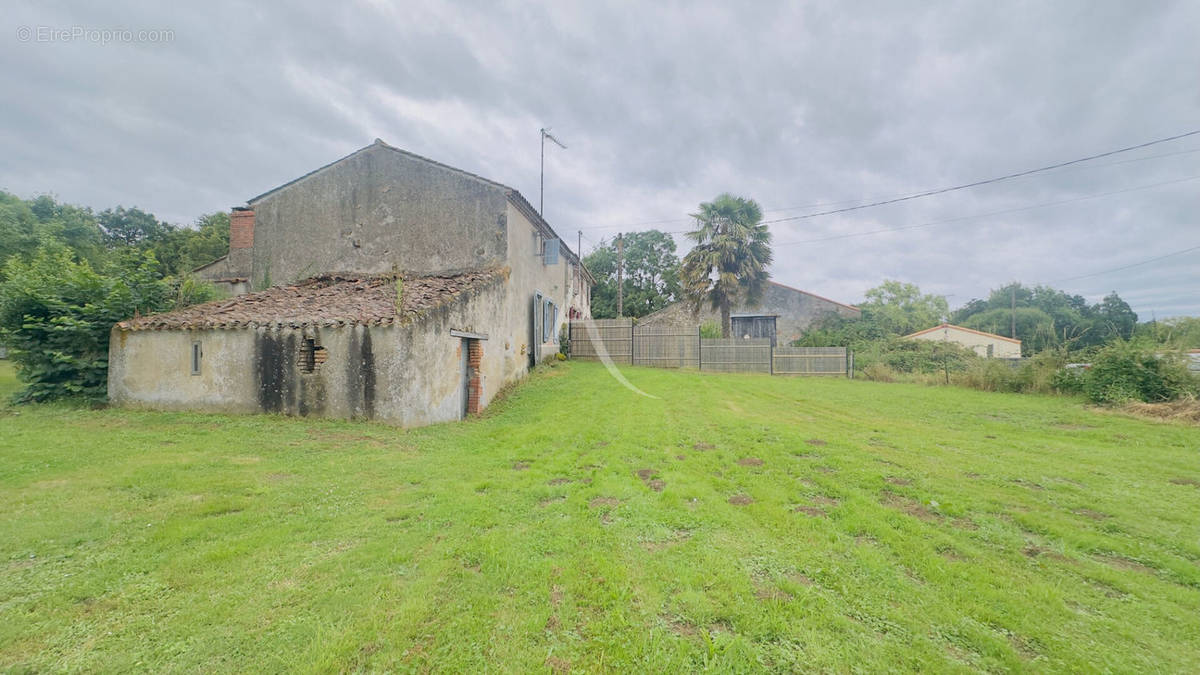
[0,191,229,401]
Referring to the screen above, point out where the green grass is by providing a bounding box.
[1,361,1198,672]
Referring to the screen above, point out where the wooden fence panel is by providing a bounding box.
[700,338,772,373]
[632,325,699,368]
[773,346,847,375]
[569,319,633,362]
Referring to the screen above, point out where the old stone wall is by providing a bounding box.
[247,142,510,289]
[639,282,860,344]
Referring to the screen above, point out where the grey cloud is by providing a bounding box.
[1,0,1196,315]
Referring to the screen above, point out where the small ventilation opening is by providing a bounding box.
[299,338,327,373]
[190,341,202,375]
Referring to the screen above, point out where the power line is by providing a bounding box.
[759,129,1200,225]
[1050,243,1200,284]
[770,174,1200,247]
[573,130,1200,233]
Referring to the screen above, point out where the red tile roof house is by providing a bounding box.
[108,140,592,426]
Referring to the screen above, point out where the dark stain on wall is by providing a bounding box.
[256,330,294,413]
[346,326,377,419]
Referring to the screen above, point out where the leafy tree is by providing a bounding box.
[0,191,39,275]
[584,230,680,319]
[1137,316,1200,349]
[952,282,1138,352]
[794,280,948,350]
[679,194,772,338]
[98,206,170,249]
[0,244,172,402]
[860,280,949,336]
[1096,291,1137,341]
[960,307,1055,355]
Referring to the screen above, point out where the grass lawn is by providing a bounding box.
[1,360,1198,672]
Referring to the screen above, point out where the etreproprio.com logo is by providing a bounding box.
[16,25,175,44]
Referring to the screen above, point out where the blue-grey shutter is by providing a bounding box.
[543,238,559,265]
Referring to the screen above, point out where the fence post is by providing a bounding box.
[848,350,854,379]
[769,342,774,375]
[630,321,635,365]
[697,325,702,371]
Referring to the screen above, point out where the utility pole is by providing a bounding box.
[617,232,624,317]
[1010,286,1016,340]
[539,128,566,217]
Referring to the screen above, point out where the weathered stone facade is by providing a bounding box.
[639,281,860,344]
[114,141,592,426]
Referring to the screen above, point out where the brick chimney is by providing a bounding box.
[230,207,254,249]
[228,207,254,280]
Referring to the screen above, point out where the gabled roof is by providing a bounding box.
[117,269,503,331]
[767,280,860,312]
[904,323,1021,344]
[242,139,591,282]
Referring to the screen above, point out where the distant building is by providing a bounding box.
[904,323,1021,358]
[638,281,860,345]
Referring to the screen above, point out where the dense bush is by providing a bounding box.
[1079,341,1197,404]
[853,338,978,377]
[0,245,172,402]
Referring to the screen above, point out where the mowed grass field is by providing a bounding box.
[1,359,1198,672]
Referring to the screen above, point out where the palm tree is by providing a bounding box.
[680,193,772,338]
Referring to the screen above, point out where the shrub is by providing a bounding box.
[861,362,896,382]
[1081,341,1197,404]
[0,245,171,403]
[699,320,722,338]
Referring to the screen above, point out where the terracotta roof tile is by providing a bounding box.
[117,269,503,331]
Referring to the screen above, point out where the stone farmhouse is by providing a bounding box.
[638,281,860,345]
[108,140,592,426]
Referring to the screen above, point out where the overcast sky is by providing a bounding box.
[3,1,1198,316]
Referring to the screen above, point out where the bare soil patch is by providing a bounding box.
[647,479,665,492]
[788,572,814,586]
[754,583,792,602]
[1169,477,1200,488]
[794,505,826,517]
[884,476,911,486]
[880,491,940,521]
[1074,508,1109,520]
[547,477,572,486]
[814,466,836,474]
[737,457,763,466]
[729,494,754,505]
[667,618,699,636]
[588,497,620,509]
[538,496,566,508]
[546,655,571,673]
[636,468,657,480]
[810,495,840,506]
[1011,478,1045,491]
[1096,553,1157,574]
[693,442,714,451]
[805,438,827,446]
[512,461,530,471]
[950,517,979,530]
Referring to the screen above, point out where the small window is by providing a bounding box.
[299,338,326,373]
[543,238,559,265]
[191,341,202,375]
